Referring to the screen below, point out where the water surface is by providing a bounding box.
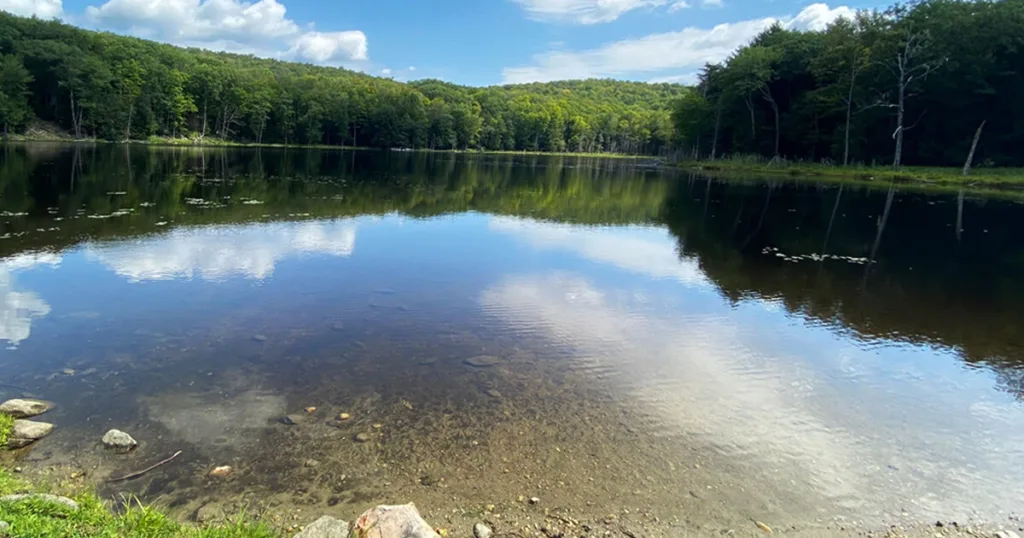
[0,145,1022,535]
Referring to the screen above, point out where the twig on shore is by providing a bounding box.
[107,450,182,482]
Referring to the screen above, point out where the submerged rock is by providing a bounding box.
[295,516,349,538]
[0,494,79,511]
[209,466,233,478]
[350,504,439,538]
[101,429,138,453]
[7,420,54,448]
[280,415,301,425]
[473,522,493,538]
[354,433,370,443]
[253,334,267,342]
[464,356,501,368]
[0,399,53,418]
[195,503,224,524]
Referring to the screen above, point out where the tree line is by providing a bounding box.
[672,0,1024,168]
[0,12,681,154]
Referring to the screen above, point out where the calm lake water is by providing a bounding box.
[0,144,1022,535]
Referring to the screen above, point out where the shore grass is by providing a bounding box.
[682,158,1024,187]
[0,414,12,448]
[0,468,279,538]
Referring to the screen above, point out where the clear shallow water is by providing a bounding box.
[0,144,1022,534]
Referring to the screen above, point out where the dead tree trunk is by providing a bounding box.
[962,120,986,176]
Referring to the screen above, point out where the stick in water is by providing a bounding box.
[107,450,183,483]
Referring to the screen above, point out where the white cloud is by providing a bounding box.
[489,216,711,288]
[512,0,670,24]
[381,67,392,75]
[648,72,699,84]
[502,3,853,83]
[408,66,416,71]
[86,221,358,282]
[0,253,58,346]
[290,31,368,62]
[667,0,689,12]
[0,0,62,18]
[84,0,368,63]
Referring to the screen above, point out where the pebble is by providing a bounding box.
[485,389,502,399]
[755,521,773,534]
[253,334,267,342]
[304,459,320,468]
[304,407,317,414]
[529,497,540,505]
[280,415,301,425]
[339,413,352,421]
[209,466,233,478]
[474,522,493,538]
[354,433,370,443]
[418,358,438,366]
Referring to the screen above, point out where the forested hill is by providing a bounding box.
[0,13,682,154]
[672,0,1024,167]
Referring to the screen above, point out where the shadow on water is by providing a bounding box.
[0,145,1023,533]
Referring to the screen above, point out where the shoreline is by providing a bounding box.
[681,161,1024,188]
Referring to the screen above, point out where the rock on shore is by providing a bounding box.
[7,420,54,448]
[294,516,350,538]
[0,399,52,419]
[349,504,439,538]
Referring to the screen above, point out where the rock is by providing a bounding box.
[101,429,138,452]
[280,415,301,425]
[464,356,501,368]
[253,334,267,342]
[304,407,317,414]
[0,399,53,418]
[208,466,232,478]
[338,413,352,421]
[755,521,773,534]
[354,433,370,443]
[474,522,493,538]
[304,459,320,468]
[0,521,9,537]
[0,494,79,511]
[529,497,540,505]
[350,504,439,538]
[484,389,502,399]
[295,516,349,538]
[195,503,224,523]
[7,420,54,448]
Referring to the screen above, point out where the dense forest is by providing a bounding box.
[672,0,1024,167]
[0,12,681,153]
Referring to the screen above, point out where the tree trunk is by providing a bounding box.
[711,102,722,160]
[745,96,756,140]
[201,98,208,140]
[844,84,854,166]
[125,103,134,141]
[893,81,905,169]
[962,120,986,176]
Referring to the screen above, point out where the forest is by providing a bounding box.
[672,0,1024,168]
[0,12,681,154]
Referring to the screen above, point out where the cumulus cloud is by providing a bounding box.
[290,31,368,62]
[0,0,62,17]
[0,253,59,346]
[84,0,367,63]
[502,3,853,83]
[86,221,358,282]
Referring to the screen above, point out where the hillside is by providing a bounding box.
[0,12,682,154]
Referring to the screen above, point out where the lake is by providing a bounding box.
[0,144,1022,536]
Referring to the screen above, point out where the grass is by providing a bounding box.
[681,155,1024,187]
[0,468,280,538]
[0,414,12,448]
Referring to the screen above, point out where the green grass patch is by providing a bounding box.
[681,157,1024,188]
[0,468,280,538]
[0,413,13,448]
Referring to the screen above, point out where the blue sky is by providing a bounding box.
[1,0,884,86]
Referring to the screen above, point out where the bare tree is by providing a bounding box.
[888,27,944,168]
[963,120,987,176]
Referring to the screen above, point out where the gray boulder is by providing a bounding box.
[349,504,439,538]
[295,516,350,538]
[0,494,79,511]
[102,429,138,452]
[0,399,52,418]
[195,503,224,524]
[7,420,54,448]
